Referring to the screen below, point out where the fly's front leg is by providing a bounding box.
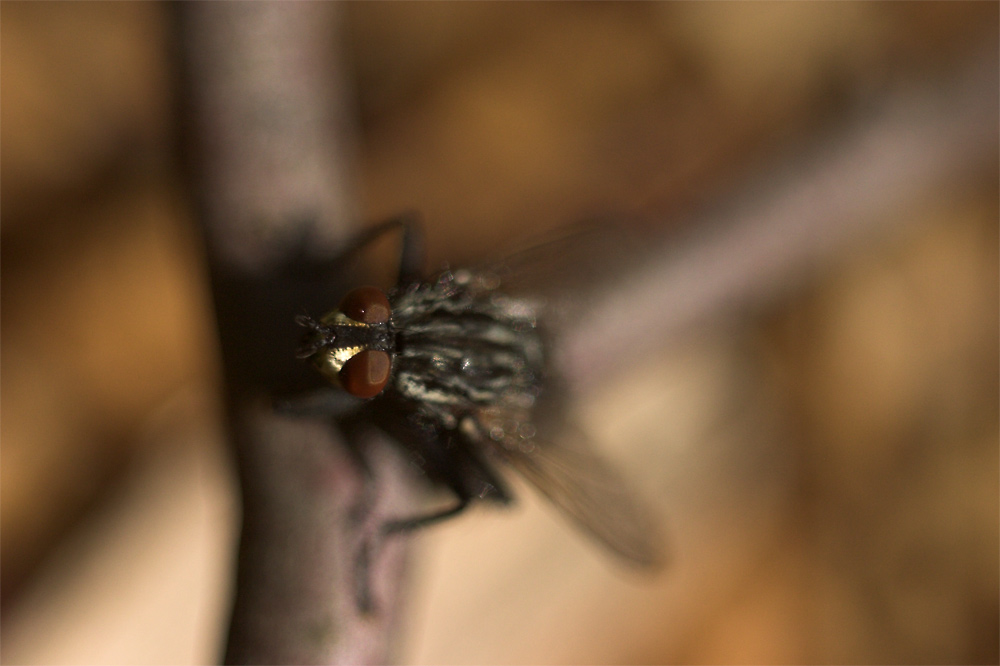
[293,211,426,288]
[341,211,425,287]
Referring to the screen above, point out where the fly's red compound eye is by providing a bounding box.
[339,286,391,324]
[340,349,391,398]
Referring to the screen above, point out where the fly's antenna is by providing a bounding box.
[295,315,335,358]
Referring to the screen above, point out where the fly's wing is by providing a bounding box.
[475,408,666,570]
[464,221,644,332]
[459,221,665,568]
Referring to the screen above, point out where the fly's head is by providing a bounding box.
[296,286,395,399]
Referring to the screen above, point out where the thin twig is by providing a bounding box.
[563,47,998,388]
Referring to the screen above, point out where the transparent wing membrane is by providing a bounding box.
[474,407,666,570]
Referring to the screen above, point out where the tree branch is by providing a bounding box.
[174,4,413,663]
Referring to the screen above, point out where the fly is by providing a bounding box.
[294,213,663,608]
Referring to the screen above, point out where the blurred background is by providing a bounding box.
[1,2,997,664]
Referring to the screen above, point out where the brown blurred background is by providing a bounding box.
[1,2,997,664]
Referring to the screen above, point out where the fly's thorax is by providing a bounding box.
[388,275,546,413]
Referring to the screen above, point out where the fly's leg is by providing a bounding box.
[351,439,515,612]
[336,211,425,287]
[354,444,512,611]
[291,211,426,288]
[353,493,472,614]
[381,495,472,535]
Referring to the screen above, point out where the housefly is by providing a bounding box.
[294,213,663,606]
